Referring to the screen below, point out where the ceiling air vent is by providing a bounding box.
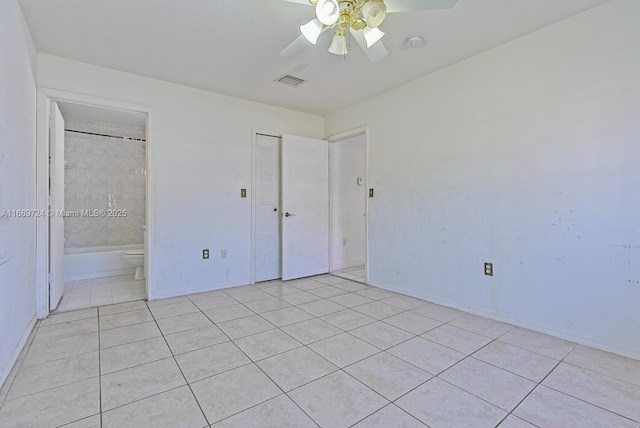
[275,74,305,88]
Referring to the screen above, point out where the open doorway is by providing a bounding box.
[329,129,368,283]
[38,92,150,316]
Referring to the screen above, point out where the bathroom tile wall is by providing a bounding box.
[64,117,146,248]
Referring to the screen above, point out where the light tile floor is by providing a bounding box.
[57,275,146,312]
[333,265,366,282]
[1,274,639,427]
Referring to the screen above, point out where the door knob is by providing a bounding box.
[284,212,295,217]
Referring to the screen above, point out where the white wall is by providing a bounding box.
[0,0,38,387]
[38,54,324,299]
[330,134,366,270]
[326,0,640,358]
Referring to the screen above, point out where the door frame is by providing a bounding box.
[35,88,154,318]
[250,128,283,285]
[328,125,369,283]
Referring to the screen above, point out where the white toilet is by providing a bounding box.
[124,225,146,280]
[123,249,145,280]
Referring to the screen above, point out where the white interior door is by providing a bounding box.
[49,101,65,310]
[281,134,329,280]
[254,134,281,282]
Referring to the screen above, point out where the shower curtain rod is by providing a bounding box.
[64,128,146,142]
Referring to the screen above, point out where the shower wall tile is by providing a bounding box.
[64,117,146,249]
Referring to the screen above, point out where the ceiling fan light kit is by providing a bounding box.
[282,0,458,62]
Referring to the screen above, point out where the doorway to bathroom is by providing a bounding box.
[45,99,149,313]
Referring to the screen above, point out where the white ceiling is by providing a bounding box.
[19,0,609,116]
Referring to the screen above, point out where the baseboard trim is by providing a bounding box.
[369,279,640,361]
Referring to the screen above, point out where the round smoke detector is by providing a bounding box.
[405,35,424,48]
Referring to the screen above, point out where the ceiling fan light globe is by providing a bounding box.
[363,26,385,48]
[328,33,348,55]
[300,19,324,44]
[316,0,340,25]
[362,0,387,28]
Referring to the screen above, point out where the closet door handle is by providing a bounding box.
[284,212,295,217]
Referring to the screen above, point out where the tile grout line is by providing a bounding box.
[145,300,213,427]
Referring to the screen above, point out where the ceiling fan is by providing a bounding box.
[281,0,459,63]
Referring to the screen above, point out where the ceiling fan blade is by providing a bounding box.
[282,0,314,5]
[385,0,458,13]
[281,34,312,57]
[350,28,388,63]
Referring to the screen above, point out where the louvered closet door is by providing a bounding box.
[255,134,281,282]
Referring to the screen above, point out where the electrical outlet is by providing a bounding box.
[221,249,228,259]
[202,249,209,259]
[484,262,493,276]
